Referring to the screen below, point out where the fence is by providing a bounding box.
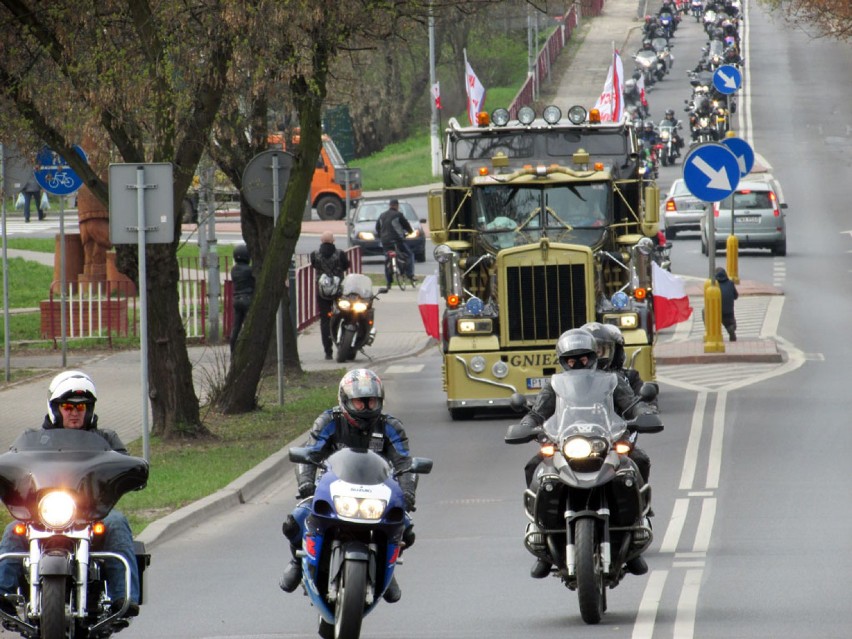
[41,281,138,346]
[508,0,605,119]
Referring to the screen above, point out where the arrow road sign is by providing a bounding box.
[721,136,755,178]
[682,142,741,202]
[712,64,742,95]
[34,145,87,196]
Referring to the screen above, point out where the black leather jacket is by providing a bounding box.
[520,371,655,430]
[296,408,416,497]
[231,261,255,298]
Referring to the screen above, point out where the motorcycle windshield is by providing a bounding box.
[544,370,627,441]
[636,51,656,64]
[0,429,149,522]
[709,40,724,57]
[652,38,668,51]
[340,273,372,298]
[325,448,392,486]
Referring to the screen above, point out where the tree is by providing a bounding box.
[759,0,852,39]
[0,1,239,437]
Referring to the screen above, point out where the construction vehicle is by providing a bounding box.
[427,105,661,420]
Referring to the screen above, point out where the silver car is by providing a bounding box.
[700,180,787,256]
[661,178,707,239]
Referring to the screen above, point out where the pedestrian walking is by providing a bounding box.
[715,267,738,341]
[21,171,44,223]
[229,244,255,353]
[310,232,350,360]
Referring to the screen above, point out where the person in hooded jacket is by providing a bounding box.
[0,372,140,618]
[279,369,417,603]
[715,267,738,341]
[310,232,350,359]
[229,243,255,353]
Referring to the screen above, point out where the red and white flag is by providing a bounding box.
[418,274,440,340]
[636,73,647,108]
[464,59,486,125]
[432,81,442,110]
[652,262,693,330]
[593,50,625,122]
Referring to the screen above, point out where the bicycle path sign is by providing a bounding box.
[34,145,87,195]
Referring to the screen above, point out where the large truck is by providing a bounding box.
[427,105,661,420]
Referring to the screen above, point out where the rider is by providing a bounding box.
[638,120,660,148]
[520,329,656,578]
[0,371,141,618]
[279,369,417,603]
[659,108,685,153]
[375,199,416,287]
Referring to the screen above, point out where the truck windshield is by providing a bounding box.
[323,137,346,168]
[473,182,610,250]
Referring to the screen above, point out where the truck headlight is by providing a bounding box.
[457,318,492,334]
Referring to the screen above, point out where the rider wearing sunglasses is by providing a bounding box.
[0,371,141,617]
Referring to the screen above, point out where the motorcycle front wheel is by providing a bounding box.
[336,326,357,363]
[575,518,606,625]
[334,559,367,639]
[40,575,67,639]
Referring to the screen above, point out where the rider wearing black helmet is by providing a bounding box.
[279,369,417,602]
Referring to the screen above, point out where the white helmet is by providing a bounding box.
[47,371,97,427]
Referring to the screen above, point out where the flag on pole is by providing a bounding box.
[432,81,442,110]
[652,262,693,330]
[593,50,625,122]
[636,72,647,109]
[464,55,486,125]
[418,274,440,340]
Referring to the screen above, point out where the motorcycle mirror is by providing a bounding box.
[377,287,389,295]
[408,457,433,475]
[633,412,664,434]
[289,447,314,465]
[505,422,538,445]
[509,392,529,413]
[638,381,659,402]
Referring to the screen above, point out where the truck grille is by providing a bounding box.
[505,264,587,345]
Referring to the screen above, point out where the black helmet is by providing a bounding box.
[644,120,654,130]
[338,368,384,430]
[665,109,675,118]
[233,243,250,264]
[555,329,598,371]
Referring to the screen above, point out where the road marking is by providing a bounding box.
[693,498,717,553]
[384,364,425,374]
[674,569,703,639]
[706,391,726,489]
[679,392,707,490]
[632,569,668,639]
[659,498,690,554]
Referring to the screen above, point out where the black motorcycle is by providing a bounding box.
[330,273,388,363]
[658,121,683,166]
[506,372,663,625]
[0,429,149,639]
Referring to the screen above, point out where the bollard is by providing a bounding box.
[703,280,725,353]
[726,234,740,284]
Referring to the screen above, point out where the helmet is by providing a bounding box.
[665,109,675,118]
[644,120,654,130]
[555,329,598,371]
[233,244,250,264]
[625,78,636,92]
[581,323,625,371]
[48,371,97,428]
[338,369,384,429]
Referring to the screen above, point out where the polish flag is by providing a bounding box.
[652,262,693,330]
[636,73,647,108]
[593,50,624,122]
[432,81,442,110]
[464,59,486,125]
[418,274,440,340]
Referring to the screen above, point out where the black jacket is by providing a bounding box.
[40,414,128,454]
[231,261,255,298]
[520,370,655,431]
[296,408,416,497]
[375,208,413,246]
[310,242,349,278]
[715,268,738,316]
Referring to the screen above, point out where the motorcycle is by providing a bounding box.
[287,446,432,639]
[651,37,674,75]
[633,50,661,86]
[658,122,682,166]
[505,373,663,625]
[0,429,149,639]
[330,273,388,363]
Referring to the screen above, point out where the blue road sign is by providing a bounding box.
[682,142,741,202]
[34,145,87,195]
[721,136,754,177]
[712,65,742,95]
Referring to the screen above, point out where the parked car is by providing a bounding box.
[660,178,707,239]
[347,199,427,262]
[700,179,787,256]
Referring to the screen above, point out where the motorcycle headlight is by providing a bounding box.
[562,437,608,459]
[333,496,387,521]
[38,491,76,529]
[352,301,368,313]
[337,299,351,310]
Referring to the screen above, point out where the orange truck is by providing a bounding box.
[268,131,362,220]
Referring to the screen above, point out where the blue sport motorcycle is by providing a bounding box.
[287,447,432,639]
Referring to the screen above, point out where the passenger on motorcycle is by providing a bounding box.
[280,369,417,603]
[519,329,657,578]
[0,372,141,618]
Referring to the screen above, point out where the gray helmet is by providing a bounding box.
[555,329,598,371]
[582,322,625,371]
[338,368,384,430]
[233,243,250,264]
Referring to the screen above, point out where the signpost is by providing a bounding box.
[109,163,175,462]
[35,145,88,367]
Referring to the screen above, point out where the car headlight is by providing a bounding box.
[357,231,376,241]
[38,491,76,528]
[405,229,421,239]
[562,437,607,459]
[333,496,387,520]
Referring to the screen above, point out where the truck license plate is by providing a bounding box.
[526,377,549,390]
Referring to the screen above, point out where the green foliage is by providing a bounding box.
[0,258,54,307]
